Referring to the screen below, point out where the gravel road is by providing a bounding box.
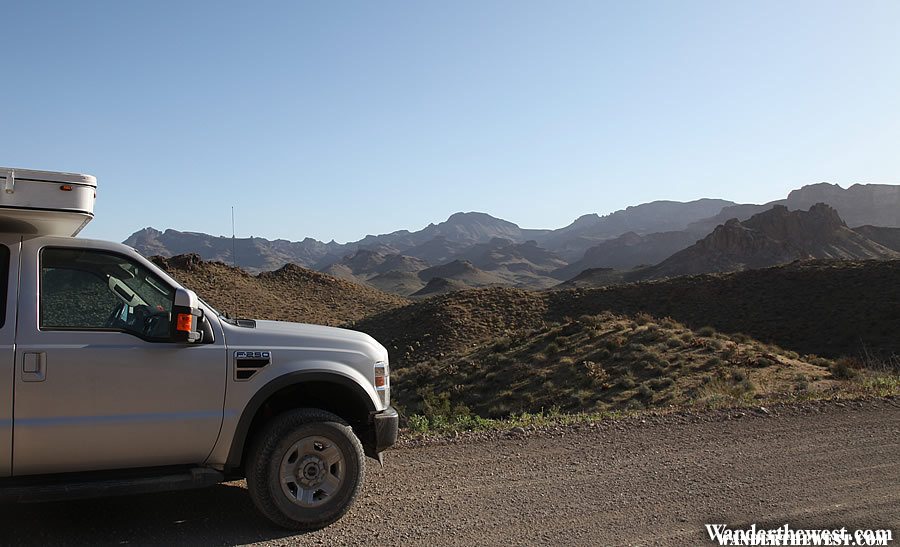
[2,400,898,546]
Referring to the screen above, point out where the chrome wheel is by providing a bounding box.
[279,436,345,508]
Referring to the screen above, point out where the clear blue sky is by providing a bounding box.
[2,1,899,243]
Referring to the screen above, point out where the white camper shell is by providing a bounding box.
[0,167,97,237]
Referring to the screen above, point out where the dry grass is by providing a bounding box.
[391,312,885,419]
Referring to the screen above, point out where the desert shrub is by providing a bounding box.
[591,348,612,361]
[697,326,716,337]
[605,335,627,350]
[707,338,725,350]
[546,341,561,355]
[637,384,654,399]
[624,399,645,411]
[578,314,605,327]
[648,377,675,389]
[583,360,610,387]
[420,389,471,424]
[634,312,654,326]
[626,342,647,353]
[616,374,637,390]
[731,369,747,383]
[697,376,756,406]
[706,356,723,368]
[666,336,682,349]
[830,358,858,380]
[642,361,664,376]
[659,316,680,329]
[493,337,511,353]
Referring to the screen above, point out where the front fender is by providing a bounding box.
[215,364,380,470]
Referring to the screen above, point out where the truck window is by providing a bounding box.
[40,248,176,340]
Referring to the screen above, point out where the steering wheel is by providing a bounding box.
[104,302,127,328]
[142,310,171,338]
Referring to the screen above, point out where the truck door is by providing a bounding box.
[12,239,227,476]
[0,236,18,477]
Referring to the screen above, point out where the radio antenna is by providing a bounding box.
[231,205,237,319]
[231,206,236,268]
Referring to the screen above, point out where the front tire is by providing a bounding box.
[246,408,365,530]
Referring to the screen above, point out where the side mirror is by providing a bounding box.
[172,288,203,343]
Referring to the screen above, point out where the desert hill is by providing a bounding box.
[322,238,566,293]
[355,259,900,368]
[322,249,429,280]
[149,253,896,419]
[152,254,407,325]
[394,312,835,417]
[558,268,627,288]
[410,277,471,297]
[365,270,427,296]
[417,260,506,288]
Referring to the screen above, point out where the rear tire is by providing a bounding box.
[246,408,365,530]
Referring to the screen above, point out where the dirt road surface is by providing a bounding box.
[2,400,897,546]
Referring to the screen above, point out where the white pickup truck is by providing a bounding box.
[0,167,398,530]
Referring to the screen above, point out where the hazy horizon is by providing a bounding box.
[120,181,864,245]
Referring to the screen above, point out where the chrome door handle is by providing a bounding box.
[23,352,46,382]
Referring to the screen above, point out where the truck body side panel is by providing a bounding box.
[0,236,20,477]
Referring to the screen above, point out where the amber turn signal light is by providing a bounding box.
[176,313,194,332]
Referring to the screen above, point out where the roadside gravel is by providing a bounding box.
[2,399,897,546]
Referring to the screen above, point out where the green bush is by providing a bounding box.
[408,414,430,433]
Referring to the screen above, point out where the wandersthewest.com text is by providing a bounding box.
[706,524,893,546]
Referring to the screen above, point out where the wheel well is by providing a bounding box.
[232,380,374,474]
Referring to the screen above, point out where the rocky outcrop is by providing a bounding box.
[637,204,899,279]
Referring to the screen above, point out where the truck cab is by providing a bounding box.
[0,168,398,530]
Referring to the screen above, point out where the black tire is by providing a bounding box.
[246,408,366,530]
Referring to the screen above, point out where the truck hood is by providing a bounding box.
[220,318,388,364]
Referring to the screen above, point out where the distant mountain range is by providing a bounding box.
[124,182,900,295]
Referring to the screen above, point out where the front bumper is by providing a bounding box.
[373,406,399,454]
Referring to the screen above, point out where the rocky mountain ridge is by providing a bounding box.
[127,182,900,293]
[637,204,900,280]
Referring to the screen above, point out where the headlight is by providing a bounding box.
[374,361,389,406]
